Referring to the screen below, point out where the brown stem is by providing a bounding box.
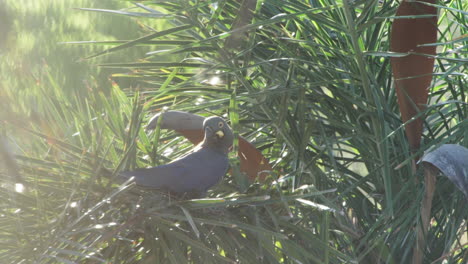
[413,165,437,264]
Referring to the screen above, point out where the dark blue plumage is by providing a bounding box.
[119,116,233,194]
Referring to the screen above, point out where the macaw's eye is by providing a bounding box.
[218,121,224,128]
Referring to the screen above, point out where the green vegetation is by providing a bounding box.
[1,0,467,263]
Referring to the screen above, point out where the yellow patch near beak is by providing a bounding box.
[215,130,224,138]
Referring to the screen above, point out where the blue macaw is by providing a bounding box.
[119,116,233,194]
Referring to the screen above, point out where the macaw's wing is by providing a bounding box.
[119,165,188,192]
[147,110,204,131]
[120,148,229,193]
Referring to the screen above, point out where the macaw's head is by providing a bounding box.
[202,116,234,154]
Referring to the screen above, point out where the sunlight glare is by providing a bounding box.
[208,76,221,85]
[15,183,24,193]
[195,97,205,106]
[163,147,174,156]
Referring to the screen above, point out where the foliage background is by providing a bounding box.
[0,0,467,263]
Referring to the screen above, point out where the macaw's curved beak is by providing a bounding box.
[203,126,224,139]
[215,130,224,138]
[147,111,274,182]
